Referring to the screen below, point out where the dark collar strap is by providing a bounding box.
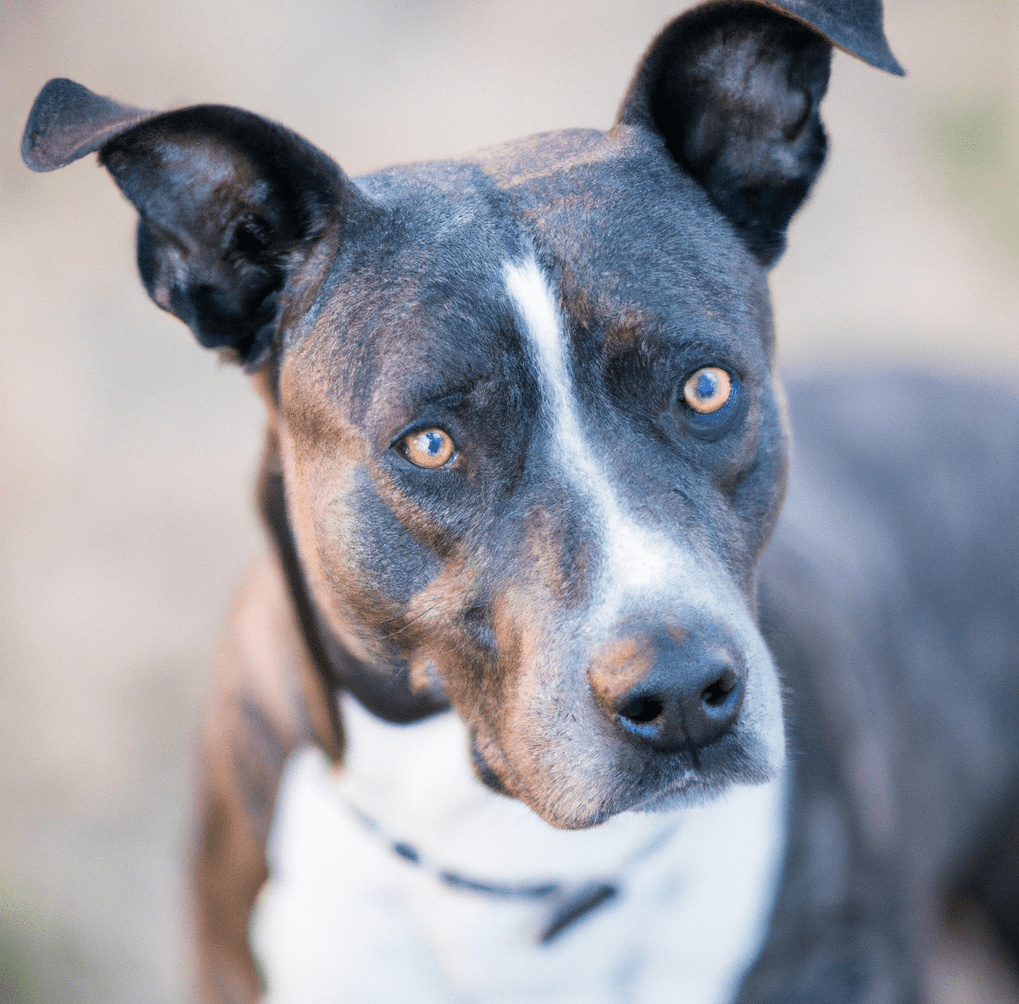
[344,798,621,945]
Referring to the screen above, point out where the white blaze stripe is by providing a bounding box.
[503,255,785,771]
[504,256,695,622]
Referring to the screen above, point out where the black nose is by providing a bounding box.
[590,638,745,752]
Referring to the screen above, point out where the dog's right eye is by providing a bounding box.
[396,428,456,469]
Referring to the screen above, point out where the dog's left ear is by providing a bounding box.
[22,78,353,367]
[619,0,902,265]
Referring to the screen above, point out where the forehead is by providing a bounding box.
[293,125,769,405]
[476,126,763,319]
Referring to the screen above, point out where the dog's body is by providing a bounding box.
[239,374,1019,1004]
[22,1,1019,1001]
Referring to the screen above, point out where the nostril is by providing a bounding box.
[701,669,738,710]
[617,694,664,724]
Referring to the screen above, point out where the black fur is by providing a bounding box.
[101,107,350,365]
[23,79,354,366]
[620,2,832,264]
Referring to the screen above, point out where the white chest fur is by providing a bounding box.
[250,695,787,1004]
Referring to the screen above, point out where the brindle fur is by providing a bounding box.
[21,2,1019,1002]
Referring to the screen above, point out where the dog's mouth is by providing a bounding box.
[469,736,510,796]
[467,725,767,829]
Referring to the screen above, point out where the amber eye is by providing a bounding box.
[683,366,733,414]
[399,428,455,469]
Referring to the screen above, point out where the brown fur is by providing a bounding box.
[192,546,342,1000]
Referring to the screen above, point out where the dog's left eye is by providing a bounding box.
[683,366,734,415]
[397,428,456,468]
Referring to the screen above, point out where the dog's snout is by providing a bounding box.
[589,636,745,753]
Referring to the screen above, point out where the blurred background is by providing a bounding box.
[1,0,1016,1001]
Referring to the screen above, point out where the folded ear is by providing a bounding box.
[618,0,902,266]
[22,78,352,366]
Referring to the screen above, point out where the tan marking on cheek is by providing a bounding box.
[490,588,549,705]
[390,558,486,678]
[483,588,556,796]
[400,559,477,626]
[483,509,577,710]
[481,515,595,757]
[517,504,596,607]
[318,488,369,582]
[277,355,382,661]
[364,470,459,557]
[407,654,445,698]
[468,510,663,828]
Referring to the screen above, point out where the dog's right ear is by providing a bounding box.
[22,78,355,367]
[618,0,902,266]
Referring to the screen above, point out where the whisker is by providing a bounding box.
[380,604,439,639]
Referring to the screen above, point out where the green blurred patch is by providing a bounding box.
[922,94,1019,256]
[0,868,73,1002]
[0,871,58,1004]
[0,939,35,1004]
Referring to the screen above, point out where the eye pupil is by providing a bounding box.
[696,371,718,399]
[424,431,442,455]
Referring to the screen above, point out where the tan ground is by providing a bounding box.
[1,0,1017,1001]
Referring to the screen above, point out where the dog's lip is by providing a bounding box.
[626,768,698,812]
[469,735,509,795]
[468,729,707,823]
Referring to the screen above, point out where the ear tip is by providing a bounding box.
[876,49,906,77]
[22,78,90,170]
[22,77,152,172]
[824,26,905,76]
[758,0,905,75]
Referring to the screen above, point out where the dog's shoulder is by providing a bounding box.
[760,371,1019,874]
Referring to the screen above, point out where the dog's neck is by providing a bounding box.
[252,693,789,1004]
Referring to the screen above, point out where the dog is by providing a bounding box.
[22,0,1019,1001]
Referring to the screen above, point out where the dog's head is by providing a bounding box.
[23,1,899,829]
